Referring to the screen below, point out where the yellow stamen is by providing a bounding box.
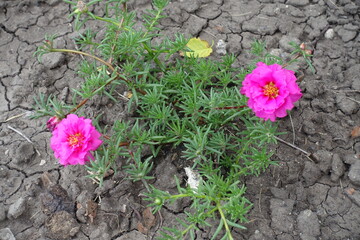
[68,133,84,147]
[263,82,279,98]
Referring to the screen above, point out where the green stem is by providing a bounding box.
[141,8,166,72]
[142,42,165,71]
[164,193,214,201]
[216,202,233,240]
[49,48,116,72]
[165,193,191,200]
[206,206,219,215]
[239,139,251,156]
[177,206,219,238]
[181,223,196,237]
[143,8,162,39]
[141,179,151,192]
[92,15,122,27]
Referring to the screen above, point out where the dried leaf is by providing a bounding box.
[142,207,156,229]
[214,25,225,33]
[137,222,148,234]
[181,38,213,58]
[346,188,355,195]
[351,126,360,138]
[40,184,72,215]
[97,66,111,75]
[40,172,55,188]
[85,200,98,223]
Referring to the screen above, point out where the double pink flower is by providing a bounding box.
[49,114,102,166]
[241,62,302,121]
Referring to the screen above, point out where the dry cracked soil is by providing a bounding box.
[0,0,360,239]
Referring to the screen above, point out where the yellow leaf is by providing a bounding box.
[124,91,133,99]
[183,38,213,58]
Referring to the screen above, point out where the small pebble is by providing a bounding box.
[7,197,26,220]
[331,154,345,182]
[302,161,322,186]
[336,94,358,115]
[324,29,335,39]
[337,28,357,42]
[42,52,65,69]
[15,143,35,164]
[343,154,359,165]
[313,150,332,174]
[0,204,6,222]
[344,188,360,208]
[0,228,16,240]
[216,39,227,55]
[45,211,79,240]
[348,161,360,186]
[297,210,320,239]
[287,0,309,7]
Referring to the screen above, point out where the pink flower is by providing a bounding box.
[50,114,102,166]
[240,62,302,121]
[47,116,61,132]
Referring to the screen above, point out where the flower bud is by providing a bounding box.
[299,43,306,50]
[75,1,88,14]
[305,49,313,55]
[44,40,53,48]
[154,198,163,206]
[47,116,61,132]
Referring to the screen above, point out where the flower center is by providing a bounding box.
[263,82,279,98]
[68,133,85,147]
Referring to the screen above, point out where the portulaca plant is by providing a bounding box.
[33,0,312,239]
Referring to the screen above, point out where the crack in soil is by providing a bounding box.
[0,81,10,112]
[0,165,25,203]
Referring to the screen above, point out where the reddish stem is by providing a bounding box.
[282,53,301,69]
[215,105,246,110]
[119,142,130,147]
[67,99,88,115]
[198,105,246,112]
[102,135,130,147]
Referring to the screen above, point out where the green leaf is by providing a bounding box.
[226,219,247,230]
[211,218,224,240]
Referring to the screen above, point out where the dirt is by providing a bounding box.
[0,0,359,239]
